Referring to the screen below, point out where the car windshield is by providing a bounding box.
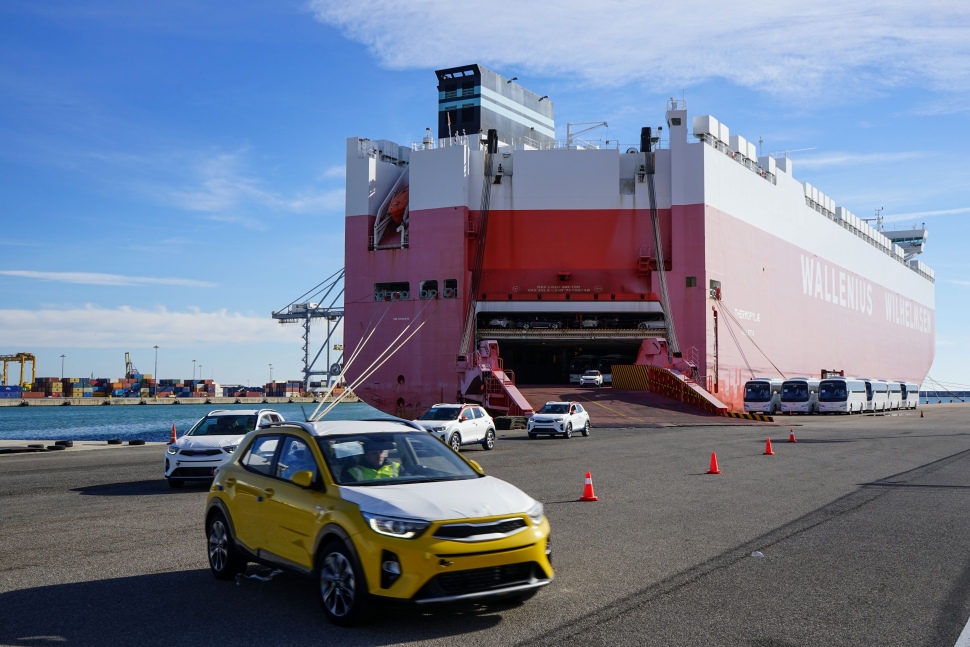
[417,407,461,421]
[538,403,569,414]
[818,381,847,401]
[782,383,810,401]
[189,414,257,436]
[317,432,480,486]
[745,383,771,401]
[584,370,600,376]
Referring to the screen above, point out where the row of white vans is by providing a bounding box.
[743,376,920,415]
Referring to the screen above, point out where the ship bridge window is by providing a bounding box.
[461,103,474,122]
[419,280,439,300]
[443,279,459,299]
[375,282,411,301]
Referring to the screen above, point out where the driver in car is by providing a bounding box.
[348,440,401,481]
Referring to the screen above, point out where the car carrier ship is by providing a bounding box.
[341,64,934,418]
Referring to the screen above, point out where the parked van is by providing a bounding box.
[886,381,903,411]
[899,382,920,410]
[780,377,820,414]
[743,378,783,414]
[861,379,890,412]
[817,377,867,414]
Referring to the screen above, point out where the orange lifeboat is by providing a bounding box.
[388,186,409,225]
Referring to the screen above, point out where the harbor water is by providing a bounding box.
[0,401,383,442]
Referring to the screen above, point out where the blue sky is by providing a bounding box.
[1,1,968,391]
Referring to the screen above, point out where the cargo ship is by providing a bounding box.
[342,64,934,417]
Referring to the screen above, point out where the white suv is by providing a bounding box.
[414,403,497,452]
[579,369,604,387]
[165,409,284,488]
[527,401,591,439]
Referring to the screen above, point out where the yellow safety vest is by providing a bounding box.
[348,461,400,481]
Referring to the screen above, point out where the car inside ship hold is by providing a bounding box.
[474,311,664,385]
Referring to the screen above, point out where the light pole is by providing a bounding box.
[199,364,203,381]
[153,345,159,399]
[192,359,196,381]
[269,364,273,384]
[60,354,65,380]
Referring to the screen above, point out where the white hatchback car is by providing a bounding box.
[579,369,604,387]
[527,402,591,439]
[414,403,497,452]
[165,409,284,488]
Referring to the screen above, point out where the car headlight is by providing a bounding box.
[527,501,545,526]
[362,512,430,539]
[429,425,447,432]
[166,445,178,454]
[223,445,237,454]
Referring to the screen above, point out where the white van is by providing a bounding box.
[861,379,890,412]
[743,378,783,414]
[886,381,903,411]
[780,377,820,414]
[899,382,920,410]
[817,377,867,414]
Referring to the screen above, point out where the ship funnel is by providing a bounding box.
[640,127,652,154]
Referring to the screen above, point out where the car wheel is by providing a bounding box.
[206,512,245,580]
[481,428,496,450]
[449,433,462,453]
[317,540,368,626]
[563,424,572,439]
[168,478,184,489]
[582,420,590,437]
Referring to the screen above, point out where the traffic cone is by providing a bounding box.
[788,429,797,443]
[579,471,598,501]
[764,438,774,455]
[707,452,721,474]
[920,409,923,418]
[169,424,177,444]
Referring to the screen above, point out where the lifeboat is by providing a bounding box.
[388,186,409,225]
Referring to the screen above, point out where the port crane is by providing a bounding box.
[124,352,140,379]
[1,352,36,388]
[271,268,345,392]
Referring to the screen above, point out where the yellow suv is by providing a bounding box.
[205,419,553,625]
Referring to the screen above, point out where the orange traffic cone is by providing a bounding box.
[579,471,599,501]
[707,452,721,474]
[764,438,774,455]
[788,429,797,443]
[169,424,177,444]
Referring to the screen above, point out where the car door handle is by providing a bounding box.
[263,487,274,499]
[225,477,236,486]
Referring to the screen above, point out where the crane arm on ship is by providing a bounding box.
[566,122,608,149]
[642,127,682,364]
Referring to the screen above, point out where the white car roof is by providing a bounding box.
[280,419,425,438]
[204,408,278,417]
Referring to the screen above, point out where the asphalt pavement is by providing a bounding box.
[1,405,969,646]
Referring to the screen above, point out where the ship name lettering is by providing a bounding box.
[800,254,872,316]
[733,309,760,323]
[884,293,932,334]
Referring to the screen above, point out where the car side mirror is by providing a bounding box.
[290,470,314,488]
[459,415,467,422]
[467,459,485,475]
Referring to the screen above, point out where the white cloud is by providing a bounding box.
[305,0,970,100]
[0,305,295,348]
[794,151,924,170]
[883,207,970,223]
[0,270,216,288]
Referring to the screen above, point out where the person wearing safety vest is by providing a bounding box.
[348,441,400,481]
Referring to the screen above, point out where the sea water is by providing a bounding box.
[0,401,383,442]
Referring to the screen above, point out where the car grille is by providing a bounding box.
[179,449,224,456]
[420,562,538,597]
[434,518,527,541]
[170,467,216,478]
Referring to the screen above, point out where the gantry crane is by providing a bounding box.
[271,269,345,392]
[1,352,37,389]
